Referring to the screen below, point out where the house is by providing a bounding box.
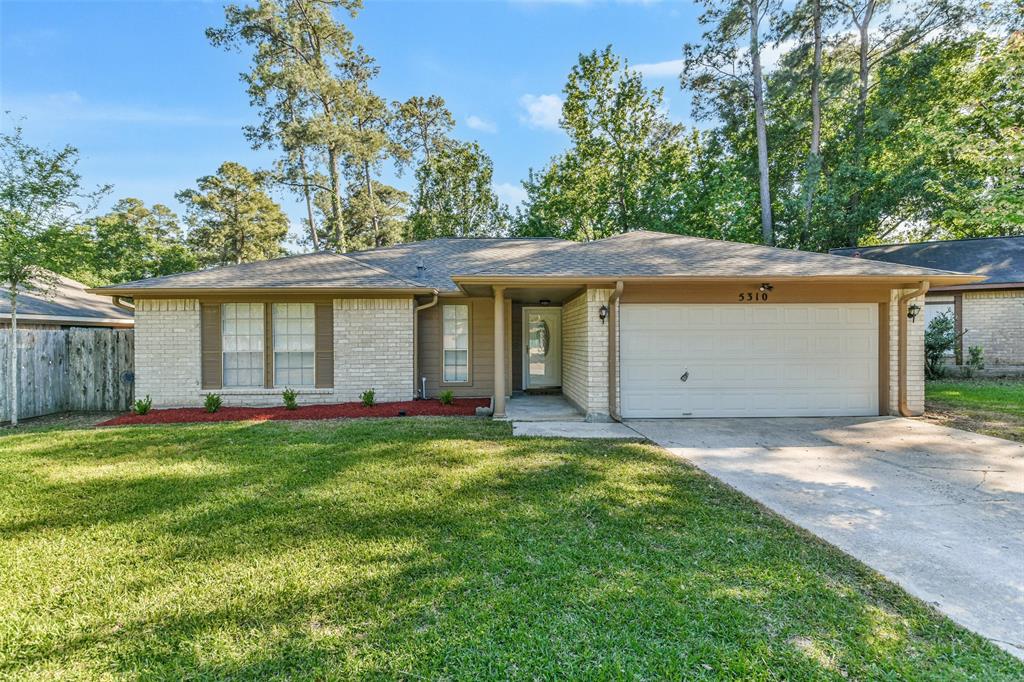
[831,236,1024,368]
[1,273,134,330]
[89,231,979,420]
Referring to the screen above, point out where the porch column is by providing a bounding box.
[493,285,506,418]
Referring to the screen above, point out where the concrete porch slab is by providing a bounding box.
[502,394,584,422]
[512,421,640,439]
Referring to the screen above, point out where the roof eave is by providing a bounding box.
[451,274,985,286]
[87,286,438,296]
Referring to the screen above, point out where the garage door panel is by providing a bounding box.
[620,304,879,418]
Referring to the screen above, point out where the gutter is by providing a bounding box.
[413,293,439,398]
[607,281,624,421]
[898,281,930,417]
[111,296,135,312]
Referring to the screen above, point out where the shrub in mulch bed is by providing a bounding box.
[98,398,491,427]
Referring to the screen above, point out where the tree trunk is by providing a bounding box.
[362,160,381,244]
[801,0,823,249]
[299,149,320,251]
[327,147,345,252]
[8,291,17,427]
[848,0,875,247]
[749,0,774,245]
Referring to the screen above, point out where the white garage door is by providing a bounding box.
[619,304,879,418]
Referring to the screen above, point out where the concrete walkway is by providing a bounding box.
[629,416,1024,659]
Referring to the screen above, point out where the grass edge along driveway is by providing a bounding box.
[1,417,1020,680]
[926,378,1024,442]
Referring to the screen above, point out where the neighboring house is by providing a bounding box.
[90,231,978,420]
[1,273,134,330]
[831,236,1024,368]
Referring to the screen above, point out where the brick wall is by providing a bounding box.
[962,289,1024,366]
[334,298,414,403]
[134,297,414,407]
[888,289,925,415]
[560,288,613,421]
[134,299,201,406]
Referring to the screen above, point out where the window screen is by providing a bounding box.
[222,303,264,387]
[442,304,469,382]
[273,302,315,387]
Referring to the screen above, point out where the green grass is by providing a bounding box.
[925,378,1024,441]
[926,378,1024,418]
[0,418,1019,680]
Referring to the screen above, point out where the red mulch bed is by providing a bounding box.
[98,398,490,427]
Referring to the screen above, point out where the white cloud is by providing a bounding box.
[494,181,529,208]
[632,58,685,79]
[466,115,497,134]
[4,91,240,127]
[518,94,563,131]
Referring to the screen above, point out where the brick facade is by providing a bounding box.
[334,298,414,403]
[560,288,613,421]
[888,289,926,416]
[961,289,1024,366]
[134,297,414,407]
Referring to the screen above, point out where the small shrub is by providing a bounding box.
[204,393,222,413]
[924,311,963,380]
[282,388,298,410]
[439,390,454,406]
[133,395,152,415]
[360,389,375,407]
[968,345,985,371]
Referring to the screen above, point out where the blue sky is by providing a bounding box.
[1,0,708,244]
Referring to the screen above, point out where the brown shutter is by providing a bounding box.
[200,303,222,390]
[315,303,334,388]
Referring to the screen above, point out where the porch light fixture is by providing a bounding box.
[539,299,551,306]
[759,282,774,293]
[599,304,609,323]
[907,303,922,322]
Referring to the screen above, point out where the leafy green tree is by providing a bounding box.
[0,125,107,426]
[342,180,409,249]
[86,198,195,284]
[392,95,454,171]
[517,47,685,241]
[208,0,363,251]
[684,0,780,244]
[177,162,289,266]
[410,141,508,239]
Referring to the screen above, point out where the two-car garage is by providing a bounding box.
[618,303,880,418]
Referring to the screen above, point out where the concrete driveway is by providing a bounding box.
[629,417,1024,659]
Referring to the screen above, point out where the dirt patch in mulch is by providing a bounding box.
[99,398,491,427]
[923,401,1024,443]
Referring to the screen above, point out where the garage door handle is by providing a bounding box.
[680,371,689,383]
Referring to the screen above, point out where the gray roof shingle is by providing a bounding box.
[1,273,133,324]
[456,231,970,279]
[92,251,429,292]
[830,236,1024,286]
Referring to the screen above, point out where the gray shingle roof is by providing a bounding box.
[456,231,971,279]
[344,238,571,292]
[1,273,133,324]
[91,251,429,292]
[830,236,1024,286]
[92,231,978,295]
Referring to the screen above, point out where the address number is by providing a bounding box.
[739,292,769,302]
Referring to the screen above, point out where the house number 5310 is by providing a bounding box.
[739,292,769,302]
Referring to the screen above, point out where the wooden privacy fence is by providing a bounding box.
[0,328,134,422]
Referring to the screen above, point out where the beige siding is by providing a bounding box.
[961,289,1024,366]
[418,297,511,399]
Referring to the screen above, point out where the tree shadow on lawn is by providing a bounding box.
[2,418,1020,680]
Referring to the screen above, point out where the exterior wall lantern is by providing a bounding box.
[907,303,922,321]
[599,305,609,323]
[759,282,774,293]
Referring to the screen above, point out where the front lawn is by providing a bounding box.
[1,419,1018,679]
[925,378,1024,442]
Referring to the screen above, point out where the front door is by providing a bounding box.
[523,307,562,389]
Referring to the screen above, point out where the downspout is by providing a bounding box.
[898,281,929,417]
[607,280,624,421]
[413,293,439,398]
[111,296,135,312]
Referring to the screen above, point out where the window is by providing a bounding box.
[222,303,264,387]
[273,302,315,387]
[442,304,469,383]
[925,297,956,357]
